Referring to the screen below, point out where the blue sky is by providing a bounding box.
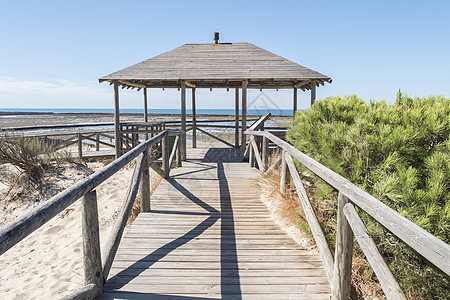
[0,0,449,110]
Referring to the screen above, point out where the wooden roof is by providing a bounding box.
[99,43,331,90]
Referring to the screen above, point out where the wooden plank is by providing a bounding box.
[344,203,405,300]
[102,283,331,294]
[107,275,328,285]
[98,292,332,300]
[107,268,327,278]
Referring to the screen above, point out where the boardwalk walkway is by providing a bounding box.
[98,144,331,299]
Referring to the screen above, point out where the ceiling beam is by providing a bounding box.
[118,80,147,89]
[185,81,196,88]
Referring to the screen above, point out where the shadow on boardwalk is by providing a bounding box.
[100,148,243,299]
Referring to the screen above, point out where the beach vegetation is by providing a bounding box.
[286,93,450,299]
[0,135,85,203]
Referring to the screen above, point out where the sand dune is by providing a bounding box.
[0,162,160,299]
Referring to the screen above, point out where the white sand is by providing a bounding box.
[258,175,316,251]
[0,161,160,299]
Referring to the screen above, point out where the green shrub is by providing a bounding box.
[286,93,449,299]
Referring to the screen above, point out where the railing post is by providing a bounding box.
[261,135,268,172]
[192,87,197,148]
[332,192,354,300]
[176,134,182,167]
[95,133,100,151]
[78,133,83,159]
[280,150,288,194]
[140,150,151,212]
[81,190,103,290]
[249,137,255,168]
[162,133,170,179]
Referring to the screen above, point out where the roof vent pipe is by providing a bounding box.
[213,32,219,44]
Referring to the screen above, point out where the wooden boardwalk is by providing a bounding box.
[98,144,331,299]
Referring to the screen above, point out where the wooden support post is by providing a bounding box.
[95,133,100,151]
[140,151,151,212]
[241,80,247,151]
[332,192,354,300]
[181,81,187,160]
[280,150,288,194]
[144,88,149,140]
[311,81,316,106]
[262,135,268,171]
[249,140,254,167]
[78,133,83,158]
[114,82,121,158]
[143,88,148,122]
[293,87,298,115]
[133,126,138,147]
[176,134,182,167]
[162,134,170,179]
[235,87,239,148]
[81,190,103,289]
[192,87,197,148]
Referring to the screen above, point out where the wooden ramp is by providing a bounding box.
[98,144,331,299]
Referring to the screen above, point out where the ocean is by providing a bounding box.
[0,108,294,116]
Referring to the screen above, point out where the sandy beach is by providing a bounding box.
[0,158,161,299]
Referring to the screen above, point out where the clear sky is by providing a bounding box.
[0,0,449,110]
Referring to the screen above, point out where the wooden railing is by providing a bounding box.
[2,117,285,161]
[245,116,450,300]
[1,130,116,158]
[0,129,183,299]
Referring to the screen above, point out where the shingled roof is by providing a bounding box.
[99,43,331,90]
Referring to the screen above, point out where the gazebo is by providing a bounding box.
[99,33,331,158]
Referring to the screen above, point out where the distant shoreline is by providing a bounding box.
[0,108,295,117]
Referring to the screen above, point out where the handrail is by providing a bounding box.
[0,129,184,299]
[245,127,450,299]
[0,130,178,256]
[248,113,271,131]
[245,129,450,275]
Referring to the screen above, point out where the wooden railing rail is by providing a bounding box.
[245,127,450,299]
[0,129,183,299]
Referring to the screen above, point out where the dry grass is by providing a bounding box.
[261,152,386,299]
[259,151,314,248]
